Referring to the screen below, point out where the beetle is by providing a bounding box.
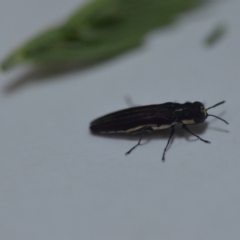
[90,101,228,161]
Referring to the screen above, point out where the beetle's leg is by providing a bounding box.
[162,126,175,161]
[182,124,210,144]
[125,127,151,155]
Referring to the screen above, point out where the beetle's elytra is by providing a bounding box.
[90,101,228,161]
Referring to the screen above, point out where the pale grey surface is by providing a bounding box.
[0,1,240,240]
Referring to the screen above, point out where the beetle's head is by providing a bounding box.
[180,101,228,125]
[180,102,206,125]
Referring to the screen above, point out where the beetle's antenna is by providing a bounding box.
[206,101,225,111]
[207,114,229,124]
[206,101,228,124]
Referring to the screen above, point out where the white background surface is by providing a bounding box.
[0,0,240,239]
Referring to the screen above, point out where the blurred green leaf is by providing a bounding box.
[204,23,227,46]
[2,0,205,71]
